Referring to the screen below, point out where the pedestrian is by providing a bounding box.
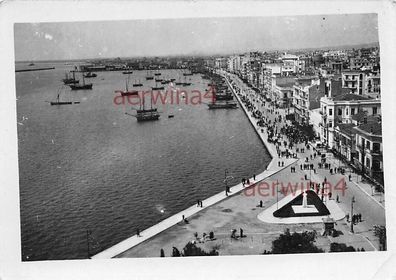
[136,228,141,237]
[200,200,203,207]
[240,228,244,238]
[260,200,263,207]
[336,194,339,203]
[300,164,303,170]
[197,199,200,207]
[253,174,256,181]
[359,213,362,222]
[349,174,352,181]
[346,213,349,222]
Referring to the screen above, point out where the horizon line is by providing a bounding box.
[15,41,380,63]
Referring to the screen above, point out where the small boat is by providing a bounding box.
[69,75,93,90]
[152,86,165,90]
[28,62,35,66]
[132,79,143,87]
[123,70,133,74]
[168,115,174,118]
[84,72,97,78]
[146,70,154,80]
[118,76,138,96]
[50,86,80,105]
[155,78,163,82]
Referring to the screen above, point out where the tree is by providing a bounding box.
[329,243,356,252]
[373,225,386,251]
[270,229,324,254]
[182,242,219,256]
[172,247,181,257]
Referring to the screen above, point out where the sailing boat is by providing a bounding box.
[62,71,79,85]
[136,92,160,121]
[119,75,138,96]
[146,70,154,80]
[152,80,164,90]
[50,86,80,105]
[182,76,192,86]
[84,72,97,78]
[69,74,93,90]
[132,78,143,87]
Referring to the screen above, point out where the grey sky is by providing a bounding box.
[14,14,378,61]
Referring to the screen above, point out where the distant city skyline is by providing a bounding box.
[14,14,378,61]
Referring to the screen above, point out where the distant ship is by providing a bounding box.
[208,101,237,109]
[122,70,133,74]
[84,72,97,78]
[136,92,160,122]
[119,76,138,96]
[69,75,93,90]
[146,71,154,80]
[62,71,79,85]
[50,86,80,105]
[132,79,143,87]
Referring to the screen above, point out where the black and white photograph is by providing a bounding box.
[1,1,396,280]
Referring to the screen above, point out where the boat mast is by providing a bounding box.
[150,91,153,110]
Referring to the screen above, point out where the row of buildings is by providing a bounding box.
[210,46,383,186]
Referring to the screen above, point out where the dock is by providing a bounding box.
[15,67,55,73]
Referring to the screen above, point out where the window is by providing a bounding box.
[338,108,342,116]
[351,108,355,115]
[329,109,333,116]
[346,108,349,115]
[373,107,377,115]
[373,143,381,153]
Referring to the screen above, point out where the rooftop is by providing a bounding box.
[335,123,356,137]
[332,94,370,101]
[355,120,382,136]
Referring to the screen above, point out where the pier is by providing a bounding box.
[15,67,55,72]
[91,72,299,259]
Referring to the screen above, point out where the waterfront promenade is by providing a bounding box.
[92,73,297,259]
[94,71,384,258]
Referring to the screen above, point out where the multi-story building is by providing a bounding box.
[271,76,295,108]
[353,116,383,184]
[293,76,325,125]
[364,71,381,98]
[319,94,381,148]
[341,70,365,95]
[333,123,356,161]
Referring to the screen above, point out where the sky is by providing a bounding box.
[14,14,379,61]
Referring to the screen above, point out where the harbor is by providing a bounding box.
[92,70,298,258]
[16,63,270,260]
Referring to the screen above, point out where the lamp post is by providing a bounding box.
[350,196,356,233]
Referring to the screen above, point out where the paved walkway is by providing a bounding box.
[92,72,298,259]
